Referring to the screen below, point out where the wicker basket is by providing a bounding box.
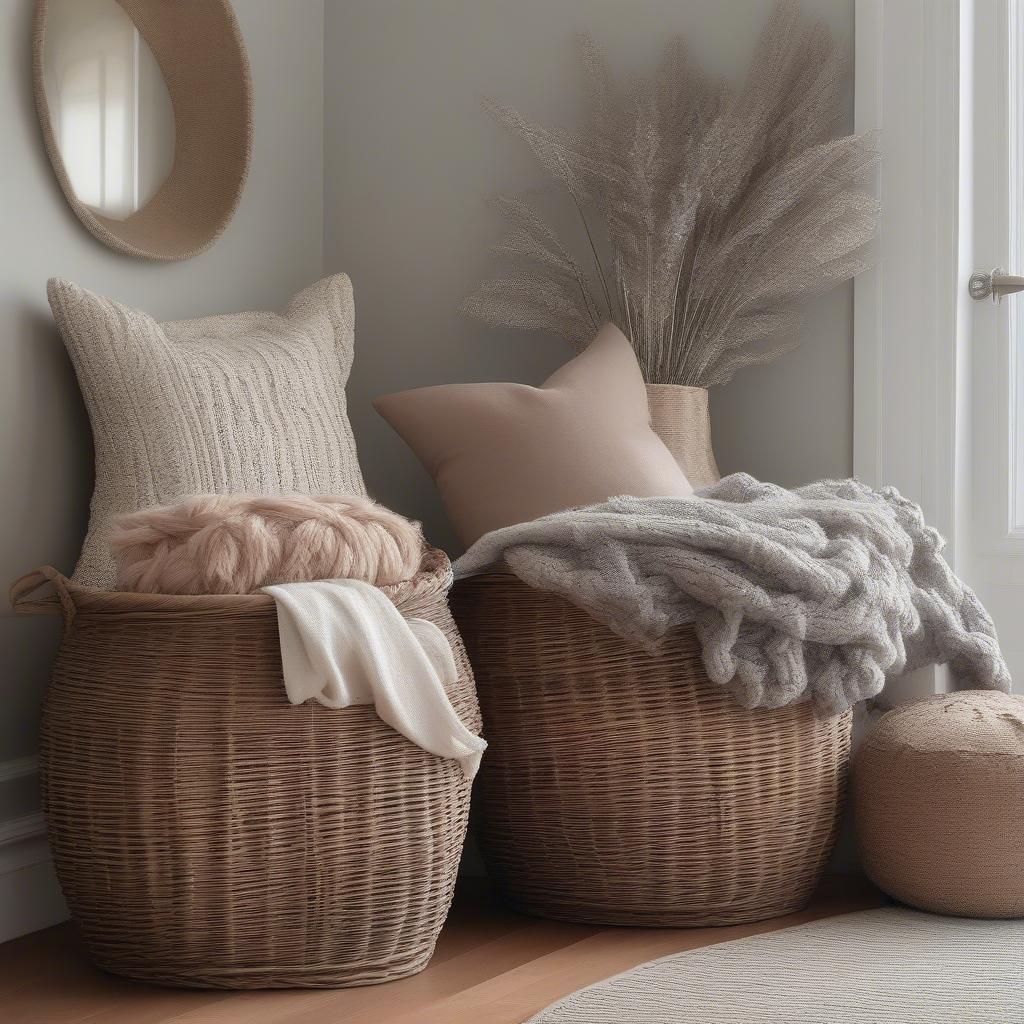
[12,549,479,989]
[450,573,852,928]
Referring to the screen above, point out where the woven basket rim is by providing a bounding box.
[12,546,452,619]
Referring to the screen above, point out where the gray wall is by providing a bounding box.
[324,0,855,554]
[0,0,858,936]
[0,0,325,933]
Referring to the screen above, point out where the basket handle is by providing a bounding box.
[10,566,76,626]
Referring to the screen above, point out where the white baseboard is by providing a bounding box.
[0,813,68,943]
[0,755,40,784]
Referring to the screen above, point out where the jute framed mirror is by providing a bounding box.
[32,0,252,261]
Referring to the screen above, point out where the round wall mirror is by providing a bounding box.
[33,0,252,261]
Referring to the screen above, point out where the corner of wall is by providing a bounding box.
[0,758,67,942]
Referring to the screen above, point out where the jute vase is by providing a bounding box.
[646,384,721,489]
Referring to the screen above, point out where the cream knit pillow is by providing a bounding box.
[47,274,366,588]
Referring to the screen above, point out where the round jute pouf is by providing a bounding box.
[853,690,1024,918]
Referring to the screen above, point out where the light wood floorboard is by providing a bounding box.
[2,876,882,1024]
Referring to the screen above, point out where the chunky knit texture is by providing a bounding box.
[47,274,366,588]
[112,494,423,595]
[456,474,1012,715]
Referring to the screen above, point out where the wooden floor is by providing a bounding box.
[3,876,882,1024]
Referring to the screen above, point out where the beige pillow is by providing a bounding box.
[374,323,693,547]
[48,274,366,588]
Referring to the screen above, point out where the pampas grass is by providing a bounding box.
[463,0,878,386]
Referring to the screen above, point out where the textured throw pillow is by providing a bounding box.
[374,323,693,547]
[48,274,366,588]
[111,494,424,595]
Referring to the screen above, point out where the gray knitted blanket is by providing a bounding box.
[454,474,1011,715]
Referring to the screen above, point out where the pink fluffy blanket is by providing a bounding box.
[111,493,424,595]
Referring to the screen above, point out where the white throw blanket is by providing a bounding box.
[263,578,486,780]
[455,474,1011,716]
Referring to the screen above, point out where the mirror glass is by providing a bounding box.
[41,0,175,221]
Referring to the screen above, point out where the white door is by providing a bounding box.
[966,0,1024,690]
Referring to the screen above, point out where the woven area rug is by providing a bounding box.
[527,908,1024,1023]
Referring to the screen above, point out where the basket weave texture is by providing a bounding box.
[450,573,852,928]
[646,383,722,488]
[13,549,479,989]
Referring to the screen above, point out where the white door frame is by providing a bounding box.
[853,0,969,701]
[962,0,1024,688]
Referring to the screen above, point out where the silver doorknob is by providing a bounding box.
[969,268,1024,302]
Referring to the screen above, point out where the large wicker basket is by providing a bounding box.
[12,550,479,989]
[450,573,852,928]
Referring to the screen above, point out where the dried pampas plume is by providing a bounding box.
[462,0,879,386]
